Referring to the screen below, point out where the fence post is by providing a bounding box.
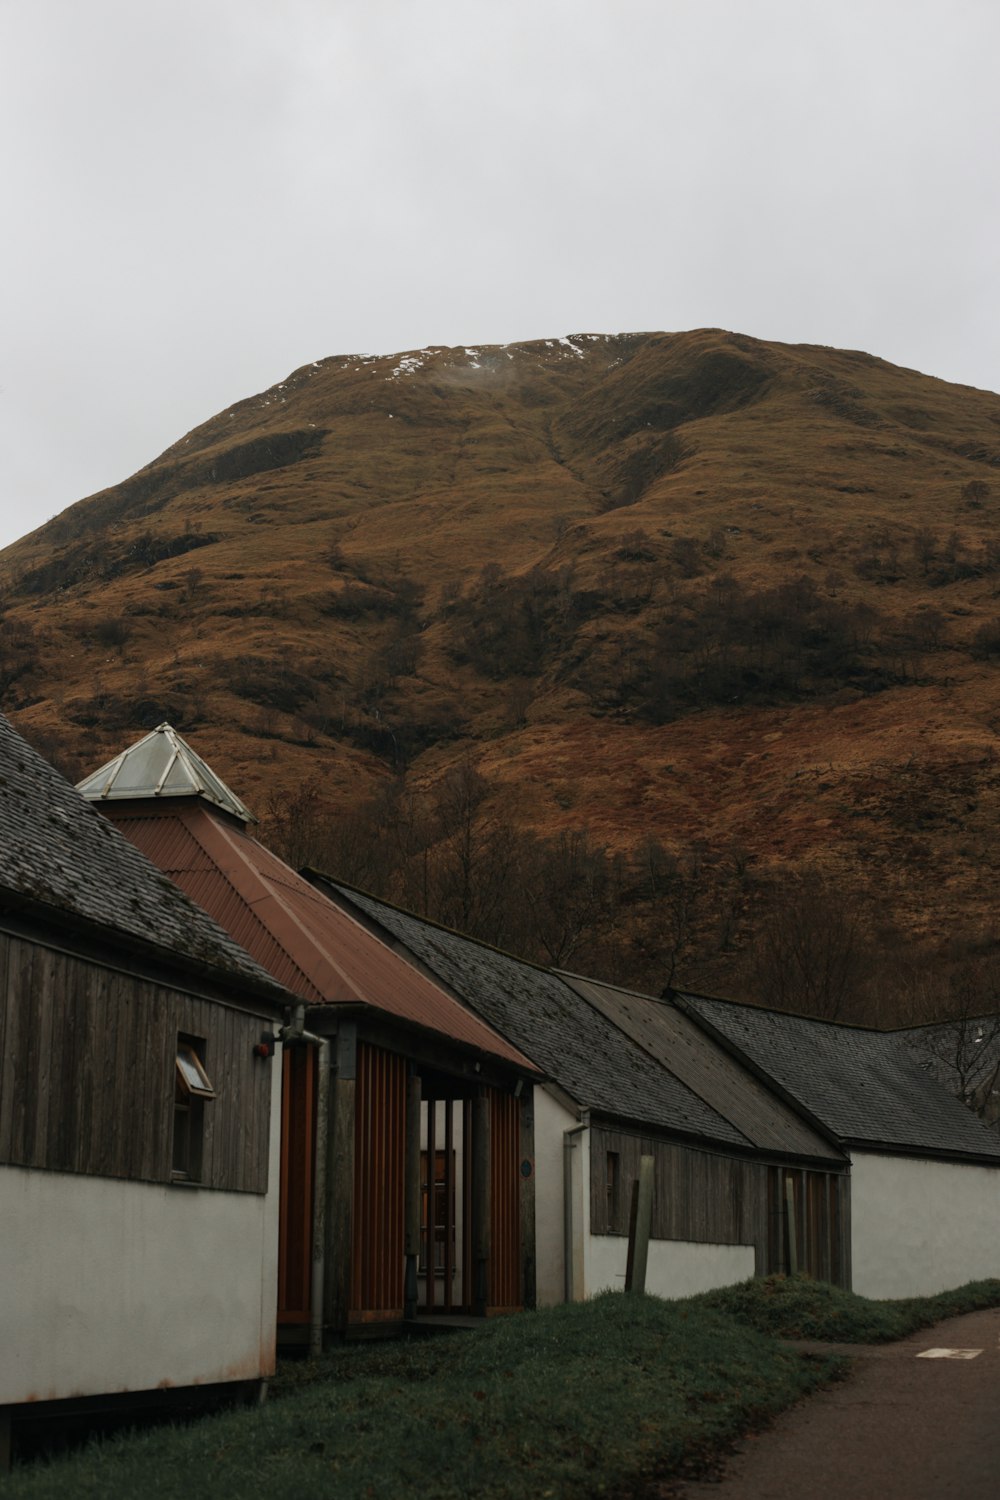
[624,1155,654,1293]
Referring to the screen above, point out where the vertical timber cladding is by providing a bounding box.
[350,1042,406,1319]
[590,1125,849,1285]
[0,928,272,1192]
[769,1165,850,1285]
[278,1044,316,1322]
[488,1087,522,1312]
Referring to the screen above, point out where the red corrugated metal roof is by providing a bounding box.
[106,802,535,1071]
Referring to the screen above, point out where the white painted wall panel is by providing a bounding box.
[586,1234,755,1299]
[851,1150,1000,1299]
[0,1050,282,1408]
[533,1088,579,1306]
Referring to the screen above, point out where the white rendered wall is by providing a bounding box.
[0,1048,282,1407]
[533,1088,580,1306]
[533,1101,757,1305]
[850,1150,1000,1299]
[586,1235,756,1299]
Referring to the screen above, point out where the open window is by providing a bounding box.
[172,1037,215,1182]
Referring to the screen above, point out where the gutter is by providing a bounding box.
[281,1003,330,1359]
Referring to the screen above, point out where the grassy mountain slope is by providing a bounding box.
[3,329,1000,1007]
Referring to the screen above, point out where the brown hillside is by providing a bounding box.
[4,329,1000,1010]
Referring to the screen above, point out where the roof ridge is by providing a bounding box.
[305,868,562,978]
[677,986,892,1035]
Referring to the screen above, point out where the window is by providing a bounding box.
[419,1149,456,1274]
[172,1037,215,1182]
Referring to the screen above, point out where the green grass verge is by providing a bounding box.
[695,1274,1000,1343]
[2,1295,843,1500]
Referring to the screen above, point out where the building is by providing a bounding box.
[0,714,289,1463]
[306,876,851,1303]
[78,726,539,1345]
[676,992,1000,1297]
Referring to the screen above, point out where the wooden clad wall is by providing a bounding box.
[0,929,273,1193]
[591,1126,769,1256]
[769,1165,850,1286]
[488,1087,521,1312]
[350,1042,406,1318]
[590,1124,849,1286]
[278,1043,316,1321]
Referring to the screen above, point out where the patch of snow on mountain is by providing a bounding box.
[390,353,426,379]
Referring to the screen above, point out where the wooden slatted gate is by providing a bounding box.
[420,1086,522,1315]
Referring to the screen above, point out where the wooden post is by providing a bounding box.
[624,1155,654,1293]
[785,1175,798,1277]
[324,1023,356,1338]
[403,1072,422,1320]
[426,1094,437,1311]
[519,1086,536,1311]
[444,1097,455,1311]
[471,1090,491,1316]
[309,1039,330,1358]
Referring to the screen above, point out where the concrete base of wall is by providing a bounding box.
[587,1234,756,1299]
[1,1379,265,1473]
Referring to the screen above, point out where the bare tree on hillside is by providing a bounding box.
[904,960,1000,1125]
[743,876,871,1021]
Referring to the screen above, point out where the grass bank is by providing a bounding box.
[3,1294,842,1500]
[696,1274,1000,1343]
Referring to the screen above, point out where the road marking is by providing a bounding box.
[916,1348,982,1360]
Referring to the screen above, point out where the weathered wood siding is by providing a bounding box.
[488,1086,522,1312]
[0,929,273,1193]
[590,1125,849,1285]
[350,1042,406,1318]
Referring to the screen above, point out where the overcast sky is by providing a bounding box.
[1,0,997,551]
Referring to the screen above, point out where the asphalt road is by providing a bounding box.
[680,1308,1000,1500]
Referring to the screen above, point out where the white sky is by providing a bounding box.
[1,0,998,551]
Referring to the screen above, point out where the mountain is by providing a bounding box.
[3,329,1000,1012]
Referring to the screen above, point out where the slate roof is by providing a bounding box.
[558,973,843,1163]
[678,992,1000,1163]
[309,875,754,1147]
[0,714,284,999]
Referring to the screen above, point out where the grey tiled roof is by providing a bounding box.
[559,973,844,1163]
[679,992,1000,1162]
[0,714,283,997]
[312,876,750,1146]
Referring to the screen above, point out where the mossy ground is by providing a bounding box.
[696,1272,1000,1343]
[7,1278,1000,1497]
[4,1293,840,1499]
